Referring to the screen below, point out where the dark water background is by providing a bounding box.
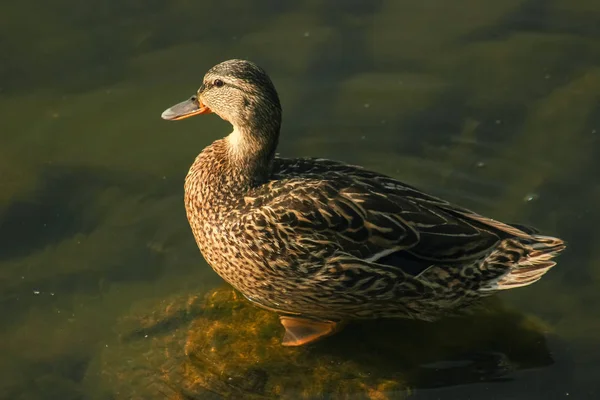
[1,0,599,398]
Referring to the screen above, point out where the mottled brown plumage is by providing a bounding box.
[162,59,565,346]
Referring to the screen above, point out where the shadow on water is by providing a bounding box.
[325,312,554,389]
[91,286,557,399]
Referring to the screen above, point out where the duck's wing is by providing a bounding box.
[275,156,531,237]
[244,158,522,277]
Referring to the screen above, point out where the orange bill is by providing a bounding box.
[161,96,212,120]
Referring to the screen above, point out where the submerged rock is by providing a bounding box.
[91,286,555,399]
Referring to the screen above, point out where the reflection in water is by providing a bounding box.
[0,0,599,398]
[92,287,554,399]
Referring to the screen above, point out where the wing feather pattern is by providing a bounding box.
[240,157,515,280]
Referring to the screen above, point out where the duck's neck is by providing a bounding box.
[224,119,280,186]
[185,117,280,211]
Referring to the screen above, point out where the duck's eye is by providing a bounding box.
[214,79,224,88]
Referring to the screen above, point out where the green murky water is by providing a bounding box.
[1,1,599,398]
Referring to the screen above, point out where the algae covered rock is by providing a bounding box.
[90,286,556,399]
[92,288,406,399]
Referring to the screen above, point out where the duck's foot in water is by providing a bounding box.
[279,316,340,346]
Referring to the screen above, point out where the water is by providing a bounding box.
[1,0,599,398]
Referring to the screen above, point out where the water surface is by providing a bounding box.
[1,1,599,398]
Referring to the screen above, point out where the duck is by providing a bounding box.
[161,59,565,347]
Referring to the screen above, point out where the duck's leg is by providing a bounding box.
[279,316,339,346]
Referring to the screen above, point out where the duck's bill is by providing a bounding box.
[161,97,212,120]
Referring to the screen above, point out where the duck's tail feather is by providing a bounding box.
[480,234,566,292]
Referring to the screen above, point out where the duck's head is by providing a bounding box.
[161,59,282,136]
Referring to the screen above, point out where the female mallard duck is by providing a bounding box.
[161,59,565,346]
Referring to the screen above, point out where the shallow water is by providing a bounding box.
[1,0,599,398]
